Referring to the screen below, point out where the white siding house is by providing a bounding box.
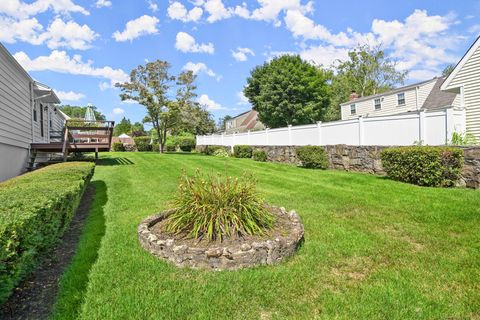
[0,43,67,182]
[340,78,448,120]
[441,36,480,140]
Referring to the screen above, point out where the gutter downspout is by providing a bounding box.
[30,81,34,144]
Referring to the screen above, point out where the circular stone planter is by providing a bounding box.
[137,207,304,270]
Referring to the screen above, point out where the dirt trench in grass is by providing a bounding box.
[0,185,95,320]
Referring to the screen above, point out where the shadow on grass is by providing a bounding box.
[97,157,134,166]
[49,180,107,320]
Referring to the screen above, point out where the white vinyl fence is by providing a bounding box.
[197,108,466,147]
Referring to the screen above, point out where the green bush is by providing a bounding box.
[233,145,253,158]
[112,142,125,152]
[296,146,329,169]
[133,136,152,152]
[177,134,196,152]
[451,132,478,146]
[151,143,160,152]
[163,170,275,242]
[0,162,94,304]
[203,145,225,156]
[381,146,464,187]
[213,148,229,157]
[252,149,268,162]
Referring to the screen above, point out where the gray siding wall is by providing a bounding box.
[447,44,480,139]
[0,143,29,181]
[0,48,32,149]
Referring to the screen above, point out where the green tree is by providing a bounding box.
[217,115,233,131]
[130,122,146,137]
[113,117,132,136]
[442,64,455,77]
[59,105,106,120]
[326,45,407,121]
[244,55,332,128]
[116,61,213,152]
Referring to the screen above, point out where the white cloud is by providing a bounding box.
[112,107,125,115]
[231,47,255,61]
[43,18,98,50]
[198,94,223,110]
[0,0,89,19]
[99,81,111,91]
[237,91,249,105]
[175,32,214,54]
[56,90,85,102]
[14,50,129,86]
[250,0,313,24]
[120,99,138,104]
[113,15,159,42]
[0,17,97,50]
[167,1,203,22]
[203,0,232,22]
[147,0,158,12]
[468,24,480,34]
[182,62,217,78]
[95,0,112,8]
[300,45,349,66]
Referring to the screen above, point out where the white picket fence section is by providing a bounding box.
[197,108,466,147]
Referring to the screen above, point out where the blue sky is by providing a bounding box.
[1,0,479,125]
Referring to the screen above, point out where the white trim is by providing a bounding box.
[441,36,480,90]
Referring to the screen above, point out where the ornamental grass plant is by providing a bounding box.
[163,170,275,242]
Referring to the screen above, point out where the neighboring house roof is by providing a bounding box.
[118,133,131,138]
[230,110,250,120]
[441,35,480,90]
[340,78,438,106]
[421,77,458,111]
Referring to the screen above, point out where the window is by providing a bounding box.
[397,93,406,106]
[350,104,356,115]
[49,113,53,128]
[374,98,382,110]
[33,106,37,121]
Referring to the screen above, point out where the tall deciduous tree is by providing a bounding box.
[326,45,407,121]
[244,55,332,128]
[113,117,132,136]
[116,60,176,152]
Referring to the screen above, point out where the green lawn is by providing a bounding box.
[51,152,480,319]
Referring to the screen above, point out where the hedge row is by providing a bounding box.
[381,146,464,187]
[0,162,95,304]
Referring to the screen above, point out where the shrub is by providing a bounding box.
[0,162,94,304]
[381,146,464,187]
[233,145,253,158]
[204,145,225,156]
[177,134,196,152]
[151,143,160,152]
[296,146,329,169]
[112,142,125,152]
[163,170,275,242]
[213,148,229,157]
[133,136,152,152]
[252,149,268,162]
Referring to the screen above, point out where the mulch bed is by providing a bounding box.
[0,185,95,320]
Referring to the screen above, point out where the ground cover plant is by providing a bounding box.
[51,153,480,319]
[381,146,464,187]
[163,171,274,241]
[0,162,94,304]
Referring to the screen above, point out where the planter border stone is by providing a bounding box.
[138,207,304,270]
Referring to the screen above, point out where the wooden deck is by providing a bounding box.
[30,120,115,162]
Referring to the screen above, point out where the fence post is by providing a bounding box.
[221,133,224,146]
[317,121,322,145]
[288,125,292,145]
[247,130,251,145]
[445,108,454,144]
[265,128,269,145]
[232,132,236,153]
[419,110,426,145]
[358,116,364,146]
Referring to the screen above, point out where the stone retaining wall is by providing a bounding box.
[138,207,304,270]
[197,145,480,189]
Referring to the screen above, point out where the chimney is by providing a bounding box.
[349,90,359,101]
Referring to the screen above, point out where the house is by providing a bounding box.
[340,35,480,141]
[441,36,480,140]
[0,43,114,182]
[0,43,68,181]
[340,77,460,120]
[224,109,265,134]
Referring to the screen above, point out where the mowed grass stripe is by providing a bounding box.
[51,152,480,320]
